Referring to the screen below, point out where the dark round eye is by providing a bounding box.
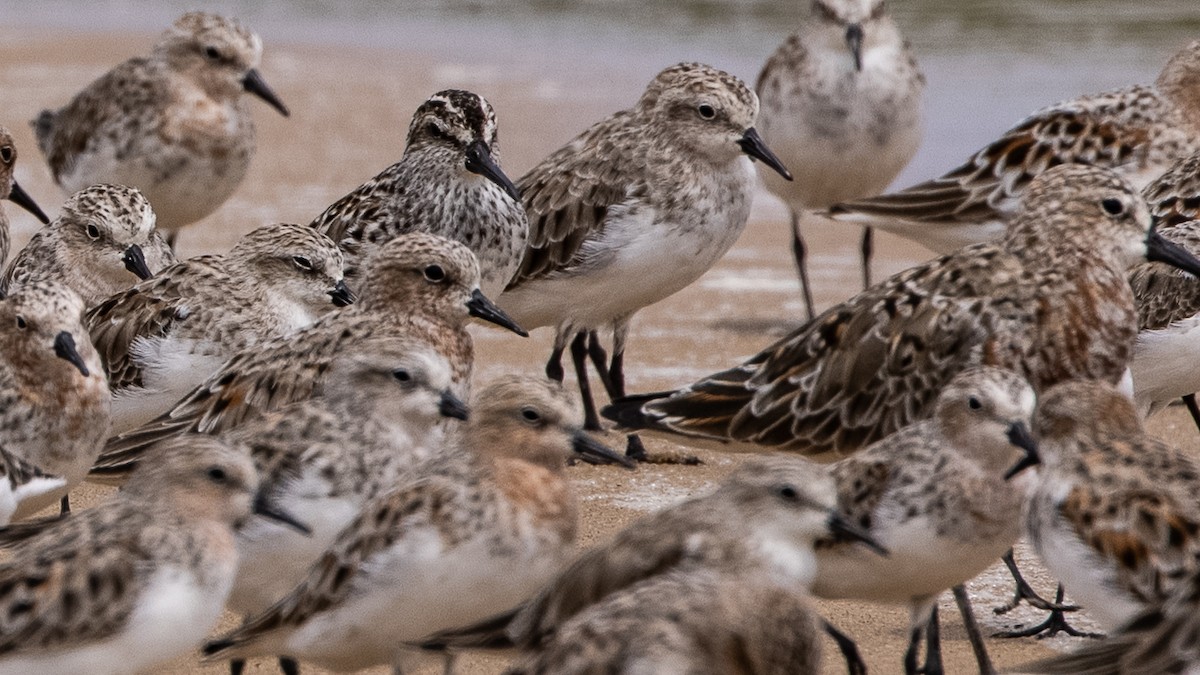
[393,369,412,382]
[86,224,101,240]
[776,484,799,501]
[292,256,313,271]
[205,46,221,60]
[0,146,12,164]
[968,396,982,410]
[14,316,26,330]
[207,466,227,483]
[521,407,541,423]
[697,104,716,120]
[1101,198,1125,216]
[423,265,446,282]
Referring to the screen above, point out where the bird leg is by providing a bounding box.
[860,226,874,289]
[570,332,602,431]
[279,657,299,675]
[993,550,1077,614]
[545,343,566,383]
[229,659,244,675]
[822,619,867,675]
[59,495,70,514]
[952,584,995,675]
[1182,393,1200,431]
[994,584,1102,640]
[923,605,943,675]
[790,210,816,321]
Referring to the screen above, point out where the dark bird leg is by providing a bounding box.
[59,495,70,514]
[229,659,244,675]
[860,226,874,289]
[570,332,602,431]
[994,584,1102,639]
[1183,393,1200,431]
[279,657,299,675]
[791,210,816,321]
[823,620,867,675]
[953,584,995,675]
[994,549,1076,614]
[903,620,923,675]
[923,605,943,675]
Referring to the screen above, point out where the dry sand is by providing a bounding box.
[4,25,1196,674]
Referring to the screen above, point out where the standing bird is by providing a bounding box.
[1127,152,1200,426]
[1018,379,1200,632]
[203,376,631,672]
[810,367,1038,675]
[31,11,290,247]
[756,0,924,318]
[85,222,349,433]
[0,280,108,519]
[0,127,50,268]
[604,165,1199,456]
[1,184,174,305]
[498,62,792,455]
[313,90,526,298]
[89,233,525,481]
[828,40,1200,256]
[0,436,307,675]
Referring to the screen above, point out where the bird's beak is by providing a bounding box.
[53,331,90,377]
[845,23,864,72]
[571,431,637,469]
[1003,421,1041,481]
[466,289,528,336]
[327,279,355,307]
[464,140,521,202]
[252,492,311,534]
[738,128,793,181]
[828,511,888,556]
[123,244,153,280]
[438,390,470,421]
[7,180,50,224]
[1146,228,1200,278]
[242,68,290,117]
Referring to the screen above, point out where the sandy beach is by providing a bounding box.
[3,19,1199,674]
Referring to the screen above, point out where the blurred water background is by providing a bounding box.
[2,0,1198,189]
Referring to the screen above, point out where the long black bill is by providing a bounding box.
[738,127,793,181]
[466,289,528,337]
[464,140,521,202]
[53,331,89,377]
[572,430,637,469]
[1003,421,1041,481]
[828,512,889,556]
[242,68,290,117]
[328,279,355,307]
[253,492,311,535]
[438,389,470,421]
[845,23,864,72]
[122,244,153,280]
[7,180,50,224]
[1147,228,1200,278]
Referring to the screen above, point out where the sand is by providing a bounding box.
[3,25,1195,675]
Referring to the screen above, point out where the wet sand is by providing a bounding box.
[4,26,1197,674]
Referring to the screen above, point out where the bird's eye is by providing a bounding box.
[775,484,800,501]
[292,256,313,271]
[697,104,716,120]
[86,224,101,240]
[967,396,982,410]
[0,146,12,164]
[393,369,412,383]
[207,466,227,483]
[423,265,446,282]
[521,407,541,424]
[1101,198,1125,216]
[205,46,222,60]
[14,316,26,330]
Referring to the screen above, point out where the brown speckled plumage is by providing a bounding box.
[313,90,527,297]
[606,165,1159,455]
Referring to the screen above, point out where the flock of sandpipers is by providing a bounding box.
[1,2,1200,674]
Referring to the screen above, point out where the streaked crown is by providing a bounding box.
[406,89,500,152]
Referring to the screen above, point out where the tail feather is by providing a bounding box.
[418,607,520,652]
